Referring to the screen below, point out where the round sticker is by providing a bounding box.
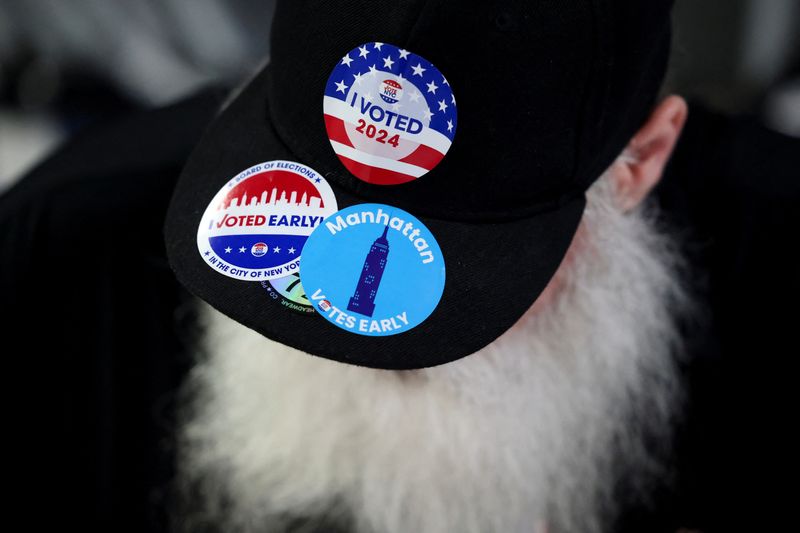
[300,204,446,336]
[261,273,315,315]
[323,42,457,185]
[196,161,338,281]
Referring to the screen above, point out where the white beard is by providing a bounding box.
[175,175,691,533]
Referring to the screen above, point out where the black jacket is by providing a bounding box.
[2,90,798,533]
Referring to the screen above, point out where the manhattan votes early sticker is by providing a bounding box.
[323,42,457,185]
[196,161,337,281]
[300,204,446,336]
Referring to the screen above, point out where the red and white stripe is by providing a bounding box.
[323,96,451,184]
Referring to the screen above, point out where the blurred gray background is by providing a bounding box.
[1,0,798,190]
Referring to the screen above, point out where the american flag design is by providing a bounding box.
[323,42,457,185]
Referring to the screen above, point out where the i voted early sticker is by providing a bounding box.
[301,204,445,336]
[323,42,457,185]
[196,161,337,281]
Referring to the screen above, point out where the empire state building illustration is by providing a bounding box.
[348,224,390,317]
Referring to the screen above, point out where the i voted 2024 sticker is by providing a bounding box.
[196,161,338,281]
[323,42,457,185]
[300,204,445,336]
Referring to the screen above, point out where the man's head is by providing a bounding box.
[167,0,691,529]
[166,0,681,369]
[174,94,692,533]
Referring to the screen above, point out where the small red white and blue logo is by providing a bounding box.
[251,242,268,257]
[323,42,457,185]
[196,161,338,281]
[379,79,403,104]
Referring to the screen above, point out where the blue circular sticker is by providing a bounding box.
[323,42,457,185]
[300,204,446,336]
[196,161,338,281]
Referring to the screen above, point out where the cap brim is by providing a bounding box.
[165,66,585,370]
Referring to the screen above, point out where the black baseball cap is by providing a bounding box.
[165,0,675,370]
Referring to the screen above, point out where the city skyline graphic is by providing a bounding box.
[218,170,325,211]
[348,224,390,317]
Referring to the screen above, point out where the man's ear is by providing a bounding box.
[611,95,688,211]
